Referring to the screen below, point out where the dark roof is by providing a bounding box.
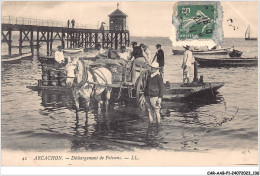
[108,9,127,17]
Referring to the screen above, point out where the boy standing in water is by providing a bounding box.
[145,62,164,124]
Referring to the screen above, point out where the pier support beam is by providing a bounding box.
[47,30,50,56]
[36,30,39,54]
[62,32,65,49]
[19,29,23,55]
[95,32,98,48]
[50,30,53,53]
[115,33,118,49]
[30,30,34,55]
[8,29,12,56]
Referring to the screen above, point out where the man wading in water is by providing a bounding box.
[144,62,164,124]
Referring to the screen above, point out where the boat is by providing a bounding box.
[38,54,56,64]
[2,53,32,64]
[63,48,84,54]
[245,25,257,40]
[172,48,230,55]
[195,56,258,67]
[229,50,243,57]
[12,43,43,49]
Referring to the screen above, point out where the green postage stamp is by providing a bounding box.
[177,4,217,40]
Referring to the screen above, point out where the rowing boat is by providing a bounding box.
[195,56,258,67]
[63,48,84,54]
[172,48,230,55]
[2,53,32,64]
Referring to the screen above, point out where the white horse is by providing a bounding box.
[65,58,112,112]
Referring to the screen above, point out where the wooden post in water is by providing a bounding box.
[94,32,98,48]
[70,32,73,48]
[19,29,23,55]
[46,30,50,56]
[8,29,12,56]
[89,32,92,48]
[115,33,118,49]
[81,33,84,48]
[30,30,34,55]
[127,32,130,47]
[120,32,122,47]
[193,61,198,82]
[106,33,109,48]
[61,31,65,49]
[84,33,87,48]
[66,32,69,48]
[50,30,53,52]
[110,32,113,48]
[124,33,127,46]
[36,29,39,54]
[75,32,78,48]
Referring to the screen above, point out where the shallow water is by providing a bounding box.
[1,37,258,152]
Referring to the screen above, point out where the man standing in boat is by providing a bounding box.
[181,45,194,83]
[54,46,65,68]
[153,44,164,78]
[144,61,164,124]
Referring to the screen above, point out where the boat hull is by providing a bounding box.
[172,49,229,55]
[63,48,84,54]
[229,51,243,57]
[2,53,32,64]
[245,38,257,40]
[195,57,258,67]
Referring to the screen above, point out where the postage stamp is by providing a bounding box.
[177,4,217,40]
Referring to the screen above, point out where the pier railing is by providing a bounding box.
[1,16,115,30]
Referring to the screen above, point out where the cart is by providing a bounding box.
[27,57,151,109]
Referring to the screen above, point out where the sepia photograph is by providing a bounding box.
[1,0,258,171]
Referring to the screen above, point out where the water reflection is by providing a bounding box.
[38,89,230,151]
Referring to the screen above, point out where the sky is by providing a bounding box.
[1,1,258,38]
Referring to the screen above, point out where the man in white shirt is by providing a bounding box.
[55,46,65,67]
[181,45,194,83]
[140,44,151,64]
[118,46,130,60]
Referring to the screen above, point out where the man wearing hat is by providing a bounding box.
[181,45,194,83]
[153,44,164,77]
[144,61,164,124]
[54,46,65,68]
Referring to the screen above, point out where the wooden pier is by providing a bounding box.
[1,16,130,56]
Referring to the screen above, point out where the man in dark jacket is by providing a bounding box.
[153,44,165,78]
[144,61,164,123]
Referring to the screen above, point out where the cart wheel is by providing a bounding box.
[136,70,149,110]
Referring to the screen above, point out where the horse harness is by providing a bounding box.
[74,60,109,96]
